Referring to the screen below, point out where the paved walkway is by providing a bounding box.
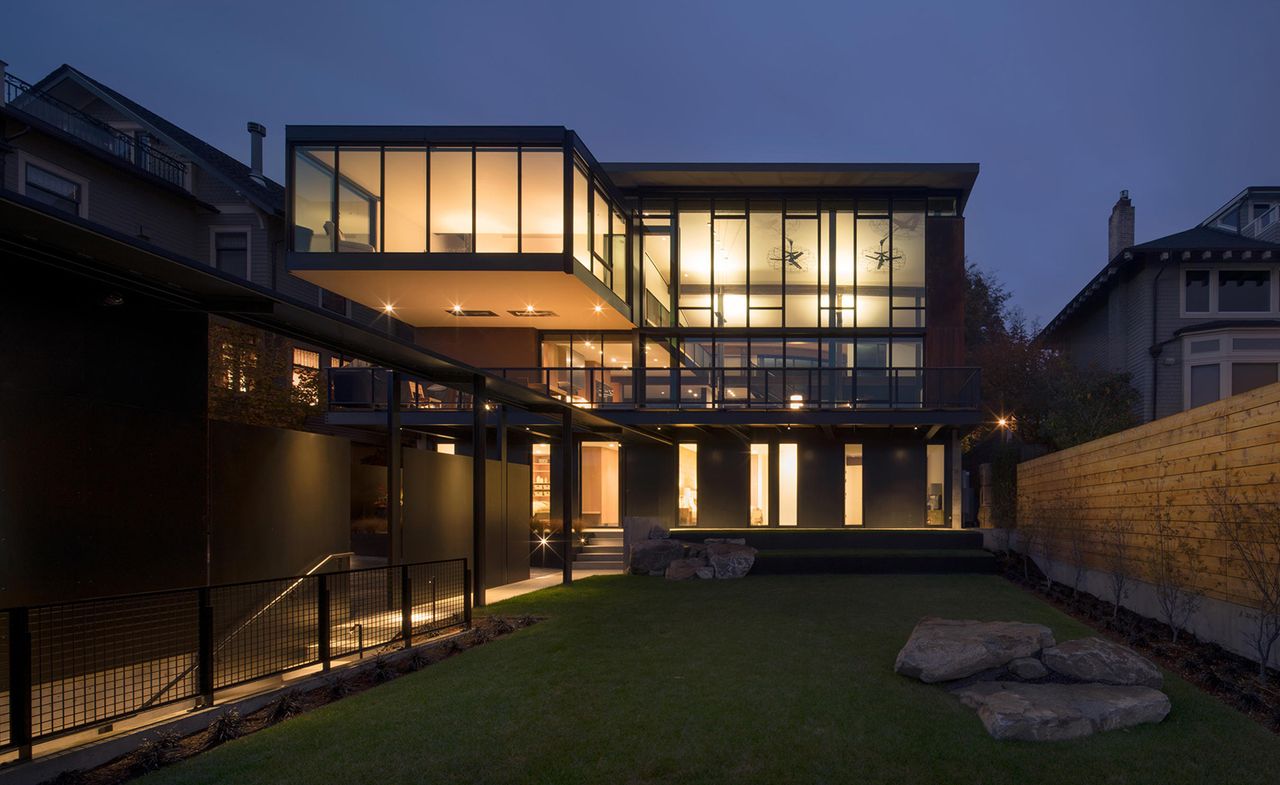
[485,566,620,604]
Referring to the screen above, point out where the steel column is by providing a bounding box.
[387,370,402,566]
[561,407,574,585]
[472,375,487,607]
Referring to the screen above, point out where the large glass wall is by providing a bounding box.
[641,197,928,329]
[678,443,698,526]
[292,145,566,256]
[749,444,769,526]
[778,443,798,526]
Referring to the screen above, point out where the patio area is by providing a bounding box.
[138,574,1280,785]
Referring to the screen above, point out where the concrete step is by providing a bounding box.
[574,560,623,570]
[580,544,624,554]
[669,528,983,551]
[575,551,624,562]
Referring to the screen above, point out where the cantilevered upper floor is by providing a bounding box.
[285,125,978,335]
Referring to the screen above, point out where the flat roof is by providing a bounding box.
[600,161,979,194]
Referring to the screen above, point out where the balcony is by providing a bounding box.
[327,366,980,413]
[3,73,188,189]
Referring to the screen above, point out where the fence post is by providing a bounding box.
[9,608,32,760]
[463,564,472,629]
[197,588,214,706]
[317,573,331,671]
[400,564,412,649]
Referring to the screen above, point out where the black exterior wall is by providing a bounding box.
[621,442,677,528]
[401,449,531,588]
[208,421,351,584]
[0,263,209,606]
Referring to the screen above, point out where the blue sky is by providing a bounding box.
[7,0,1279,324]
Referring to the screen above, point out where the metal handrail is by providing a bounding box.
[3,72,188,188]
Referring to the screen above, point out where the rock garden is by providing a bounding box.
[895,616,1171,741]
[628,525,757,580]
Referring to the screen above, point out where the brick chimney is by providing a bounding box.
[1108,190,1134,261]
[247,121,266,185]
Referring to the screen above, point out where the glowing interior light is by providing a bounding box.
[789,393,804,410]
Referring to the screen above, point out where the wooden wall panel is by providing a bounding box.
[1017,381,1280,607]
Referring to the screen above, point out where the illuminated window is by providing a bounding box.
[475,148,518,252]
[573,164,590,270]
[437,443,456,455]
[778,443,798,526]
[337,147,381,252]
[384,148,426,252]
[293,147,334,251]
[844,445,863,526]
[291,348,321,406]
[430,148,472,252]
[521,150,563,252]
[581,442,620,527]
[220,337,258,393]
[678,204,711,327]
[927,444,945,525]
[678,443,698,526]
[531,443,551,524]
[749,444,770,526]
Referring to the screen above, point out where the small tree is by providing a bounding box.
[1016,503,1043,584]
[1149,504,1205,643]
[1034,497,1065,592]
[1066,520,1089,599]
[1211,479,1280,681]
[1102,519,1136,620]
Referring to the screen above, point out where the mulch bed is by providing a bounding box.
[38,614,542,785]
[995,551,1280,734]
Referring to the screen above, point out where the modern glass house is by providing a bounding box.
[286,126,981,532]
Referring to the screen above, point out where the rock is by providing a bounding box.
[629,539,685,575]
[647,524,670,540]
[894,618,1056,683]
[705,542,757,578]
[665,558,705,580]
[695,566,715,580]
[1008,657,1048,680]
[954,682,1170,741]
[686,543,706,557]
[1042,637,1162,688]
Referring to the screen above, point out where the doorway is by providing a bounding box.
[580,441,620,527]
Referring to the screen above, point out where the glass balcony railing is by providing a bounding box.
[327,365,980,413]
[4,73,188,188]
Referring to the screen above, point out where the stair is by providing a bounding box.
[573,528,624,571]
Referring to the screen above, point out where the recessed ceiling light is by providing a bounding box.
[593,304,603,314]
[382,303,396,314]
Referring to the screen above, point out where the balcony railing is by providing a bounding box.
[3,73,188,188]
[327,365,981,413]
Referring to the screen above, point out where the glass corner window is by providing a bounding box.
[293,146,335,252]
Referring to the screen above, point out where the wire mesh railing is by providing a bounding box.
[0,559,469,755]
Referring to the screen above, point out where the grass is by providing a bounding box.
[141,575,1280,785]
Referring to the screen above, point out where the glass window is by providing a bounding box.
[1189,364,1220,408]
[778,443,798,526]
[892,201,926,327]
[749,205,782,327]
[844,445,863,526]
[520,149,563,252]
[678,205,711,325]
[750,444,770,526]
[540,336,573,368]
[784,216,820,327]
[714,217,747,327]
[430,148,472,252]
[643,232,672,326]
[1184,270,1210,312]
[1189,339,1219,353]
[384,148,426,253]
[603,337,632,368]
[293,147,334,252]
[1232,362,1278,395]
[337,147,380,252]
[611,209,628,300]
[25,163,82,216]
[1218,270,1271,312]
[214,231,248,276]
[572,165,589,269]
[834,210,855,326]
[857,216,891,327]
[644,338,673,404]
[927,444,946,525]
[575,333,603,367]
[928,197,957,217]
[593,187,609,270]
[678,443,698,526]
[531,443,551,526]
[475,148,518,252]
[1234,337,1280,351]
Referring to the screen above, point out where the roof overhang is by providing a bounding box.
[0,191,665,444]
[601,161,979,199]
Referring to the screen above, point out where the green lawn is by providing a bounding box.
[142,575,1280,785]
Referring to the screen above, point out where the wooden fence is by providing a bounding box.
[1016,381,1280,607]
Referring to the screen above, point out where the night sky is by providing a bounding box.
[8,0,1279,325]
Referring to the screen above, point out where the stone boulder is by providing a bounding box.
[705,537,747,545]
[894,618,1056,683]
[1007,657,1048,681]
[629,539,685,575]
[1042,637,1163,689]
[695,566,714,580]
[705,542,757,579]
[954,682,1171,741]
[665,557,706,581]
[647,524,670,540]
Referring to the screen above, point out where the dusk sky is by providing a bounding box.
[9,0,1279,325]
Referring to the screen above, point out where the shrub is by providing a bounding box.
[134,729,183,772]
[269,689,305,723]
[326,672,355,699]
[207,708,246,746]
[371,655,396,683]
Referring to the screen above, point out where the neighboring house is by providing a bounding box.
[287,126,982,530]
[1041,189,1280,422]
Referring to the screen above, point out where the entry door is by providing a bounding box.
[579,442,620,527]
